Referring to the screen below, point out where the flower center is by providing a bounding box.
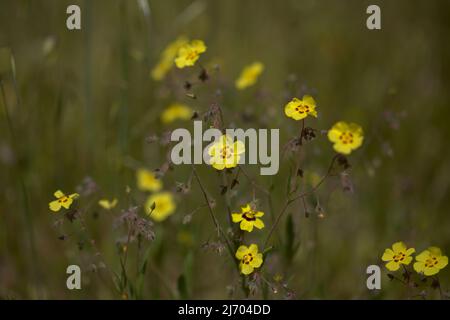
[186,50,198,61]
[393,252,406,262]
[243,253,254,264]
[243,211,256,221]
[294,104,310,114]
[339,132,354,144]
[424,256,439,268]
[220,146,233,159]
[58,196,69,203]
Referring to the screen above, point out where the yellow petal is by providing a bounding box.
[327,128,342,143]
[424,266,439,276]
[54,190,64,198]
[428,247,442,256]
[253,218,265,229]
[402,256,413,265]
[49,200,61,212]
[381,248,394,261]
[302,95,316,107]
[231,213,243,223]
[241,263,254,275]
[405,248,416,256]
[235,245,249,260]
[251,253,263,268]
[248,244,259,255]
[386,260,400,271]
[333,142,352,155]
[255,211,264,218]
[436,256,448,269]
[392,242,407,253]
[413,261,425,273]
[415,250,430,262]
[240,219,254,232]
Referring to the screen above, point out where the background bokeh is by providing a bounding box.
[1,0,449,299]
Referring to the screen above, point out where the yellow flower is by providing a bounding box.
[413,247,448,276]
[231,204,264,232]
[207,134,245,170]
[327,121,364,155]
[175,40,207,68]
[98,198,118,210]
[235,62,264,90]
[49,190,79,212]
[136,168,162,192]
[284,95,318,121]
[151,36,188,80]
[145,192,176,222]
[381,241,415,271]
[235,244,263,275]
[161,103,193,124]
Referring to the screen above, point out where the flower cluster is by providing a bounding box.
[382,241,448,276]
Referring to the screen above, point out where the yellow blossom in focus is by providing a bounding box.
[136,168,162,192]
[235,244,263,275]
[413,247,448,276]
[327,121,364,155]
[207,134,245,170]
[381,241,415,271]
[284,95,318,121]
[49,190,79,212]
[145,192,176,222]
[161,103,193,124]
[151,36,188,80]
[231,204,264,232]
[175,40,207,68]
[235,62,264,90]
[98,198,118,210]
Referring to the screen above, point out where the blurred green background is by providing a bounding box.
[1,0,449,299]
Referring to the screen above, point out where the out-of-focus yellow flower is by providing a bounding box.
[175,40,207,68]
[207,134,245,170]
[235,244,263,275]
[235,62,264,90]
[145,192,176,222]
[49,190,79,212]
[136,168,162,192]
[284,95,318,121]
[98,198,118,210]
[161,103,193,124]
[232,204,264,232]
[381,241,415,271]
[151,36,188,80]
[327,121,363,155]
[413,247,448,276]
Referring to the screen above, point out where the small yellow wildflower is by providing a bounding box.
[145,192,176,222]
[284,95,318,121]
[235,62,264,90]
[175,40,207,68]
[49,190,79,212]
[161,103,193,124]
[231,204,264,232]
[381,241,415,271]
[151,36,188,80]
[327,121,364,155]
[235,244,263,275]
[413,247,448,276]
[98,198,118,210]
[207,134,245,170]
[136,168,162,192]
